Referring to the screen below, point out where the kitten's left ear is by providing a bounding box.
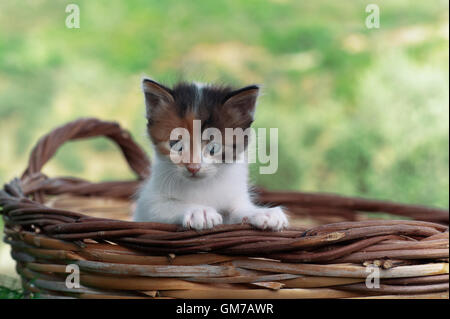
[223,85,259,119]
[141,78,174,119]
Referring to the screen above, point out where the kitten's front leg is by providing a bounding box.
[182,205,223,230]
[135,198,223,230]
[229,205,289,231]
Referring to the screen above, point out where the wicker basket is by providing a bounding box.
[1,118,448,299]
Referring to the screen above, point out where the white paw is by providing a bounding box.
[242,207,288,231]
[182,206,223,230]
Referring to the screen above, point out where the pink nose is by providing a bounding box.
[186,164,201,175]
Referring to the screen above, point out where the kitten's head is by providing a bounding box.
[142,78,259,180]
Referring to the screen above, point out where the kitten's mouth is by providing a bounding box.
[184,172,207,180]
[187,174,203,179]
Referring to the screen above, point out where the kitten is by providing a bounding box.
[133,78,288,231]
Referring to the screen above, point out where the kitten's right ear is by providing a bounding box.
[142,78,174,117]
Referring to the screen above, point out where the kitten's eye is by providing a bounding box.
[169,140,183,153]
[206,142,221,156]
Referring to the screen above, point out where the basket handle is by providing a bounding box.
[21,118,150,182]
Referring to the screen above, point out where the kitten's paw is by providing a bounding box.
[242,207,288,231]
[182,206,223,230]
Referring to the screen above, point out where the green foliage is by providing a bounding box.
[0,1,448,205]
[0,275,23,299]
[0,286,24,299]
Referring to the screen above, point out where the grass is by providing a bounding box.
[0,286,24,299]
[0,275,23,299]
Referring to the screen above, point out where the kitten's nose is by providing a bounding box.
[186,164,201,175]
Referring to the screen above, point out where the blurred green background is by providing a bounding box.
[0,0,448,288]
